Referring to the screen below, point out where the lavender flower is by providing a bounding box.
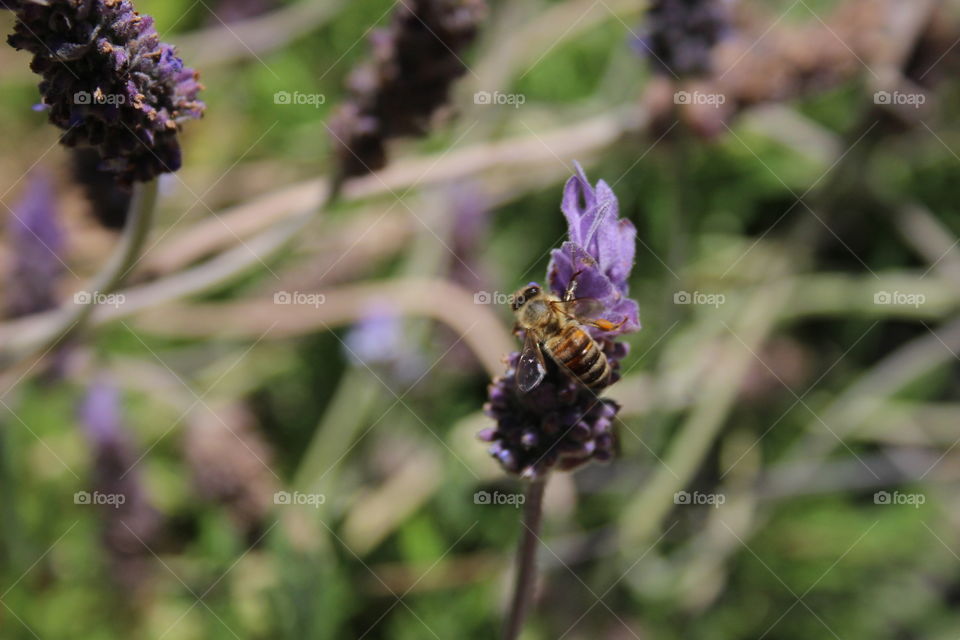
[329,0,487,179]
[4,172,64,318]
[5,0,204,184]
[482,164,640,478]
[79,380,162,592]
[345,304,424,388]
[635,0,732,77]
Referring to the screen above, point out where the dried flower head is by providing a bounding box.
[482,164,640,478]
[636,0,732,77]
[329,0,487,179]
[5,172,64,318]
[5,0,204,184]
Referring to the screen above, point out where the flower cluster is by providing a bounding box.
[635,0,732,77]
[4,0,204,184]
[482,164,640,478]
[329,0,487,179]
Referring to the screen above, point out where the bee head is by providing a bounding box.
[511,282,541,311]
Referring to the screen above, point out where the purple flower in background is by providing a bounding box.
[79,380,162,593]
[6,0,204,184]
[635,0,732,77]
[345,304,424,387]
[5,172,64,318]
[329,0,487,179]
[482,164,640,478]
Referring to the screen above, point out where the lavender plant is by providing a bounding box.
[329,0,487,180]
[0,0,203,369]
[481,164,640,479]
[636,0,732,77]
[4,0,204,184]
[4,172,64,318]
[482,164,640,639]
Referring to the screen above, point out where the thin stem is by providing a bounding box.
[503,476,547,640]
[0,179,158,369]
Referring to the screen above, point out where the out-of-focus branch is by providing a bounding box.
[897,203,960,287]
[178,0,347,68]
[106,278,515,378]
[141,107,638,275]
[620,257,794,547]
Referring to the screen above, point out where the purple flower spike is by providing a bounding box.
[634,0,733,77]
[5,172,64,318]
[481,163,640,478]
[6,0,205,184]
[547,162,640,337]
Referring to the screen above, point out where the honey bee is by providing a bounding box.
[511,280,625,393]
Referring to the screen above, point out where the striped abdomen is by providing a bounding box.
[544,323,610,389]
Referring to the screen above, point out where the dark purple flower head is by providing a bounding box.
[547,162,640,337]
[482,164,639,478]
[5,172,64,318]
[634,0,733,77]
[6,0,204,184]
[330,0,487,179]
[482,347,623,479]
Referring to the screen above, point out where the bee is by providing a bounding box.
[511,279,625,393]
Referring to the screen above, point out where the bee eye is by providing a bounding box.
[524,286,539,299]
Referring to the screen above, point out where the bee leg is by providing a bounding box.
[564,269,585,302]
[589,316,628,332]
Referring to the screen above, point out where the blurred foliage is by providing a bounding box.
[1,0,960,639]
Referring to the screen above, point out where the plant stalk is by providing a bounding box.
[503,476,547,640]
[0,179,158,370]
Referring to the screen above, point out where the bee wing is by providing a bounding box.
[549,297,604,321]
[516,330,547,393]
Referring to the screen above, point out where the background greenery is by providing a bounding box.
[1,0,959,638]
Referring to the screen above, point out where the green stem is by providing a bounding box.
[293,367,381,494]
[503,476,547,640]
[0,179,158,369]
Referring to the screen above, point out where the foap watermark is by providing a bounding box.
[74,490,126,509]
[674,290,725,308]
[674,90,726,107]
[274,91,326,108]
[274,291,326,308]
[874,490,925,508]
[474,490,525,508]
[74,290,125,308]
[473,90,526,109]
[874,290,925,309]
[74,90,126,106]
[874,90,926,108]
[674,490,725,508]
[273,490,326,508]
[473,290,528,306]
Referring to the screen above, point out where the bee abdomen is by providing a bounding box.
[548,325,611,389]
